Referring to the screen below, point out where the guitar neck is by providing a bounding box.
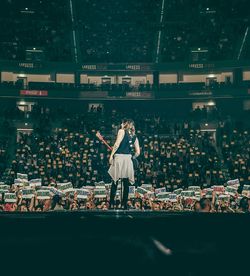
[101,139,113,151]
[96,132,113,151]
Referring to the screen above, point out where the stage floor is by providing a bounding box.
[0,211,249,275]
[0,210,249,239]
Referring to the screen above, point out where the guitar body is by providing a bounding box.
[132,156,139,171]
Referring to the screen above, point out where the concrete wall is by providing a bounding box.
[159,74,178,83]
[1,72,52,82]
[56,74,75,83]
[243,71,250,80]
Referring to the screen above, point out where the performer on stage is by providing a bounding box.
[108,119,140,209]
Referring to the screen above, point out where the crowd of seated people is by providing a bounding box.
[5,126,224,190]
[159,82,206,92]
[158,81,248,92]
[1,105,226,191]
[75,0,161,62]
[221,128,250,185]
[3,81,152,93]
[161,0,250,62]
[1,79,250,95]
[0,0,249,64]
[59,109,189,136]
[138,130,224,190]
[0,0,72,62]
[0,138,9,178]
[189,105,221,121]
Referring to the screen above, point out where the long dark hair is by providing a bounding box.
[122,119,135,136]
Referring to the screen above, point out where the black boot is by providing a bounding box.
[109,181,118,209]
[122,178,129,210]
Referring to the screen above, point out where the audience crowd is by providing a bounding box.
[0,104,249,212]
[1,0,250,63]
[75,0,161,62]
[221,128,250,184]
[0,0,72,61]
[5,127,223,190]
[0,138,9,176]
[0,175,249,213]
[161,0,250,62]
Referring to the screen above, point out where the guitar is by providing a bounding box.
[95,131,139,170]
[96,131,113,151]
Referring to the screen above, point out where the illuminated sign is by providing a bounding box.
[20,90,48,96]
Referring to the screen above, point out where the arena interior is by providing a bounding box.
[0,0,250,274]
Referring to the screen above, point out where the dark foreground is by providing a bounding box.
[0,211,249,275]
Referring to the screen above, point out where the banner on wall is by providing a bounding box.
[20,90,48,96]
[81,64,153,71]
